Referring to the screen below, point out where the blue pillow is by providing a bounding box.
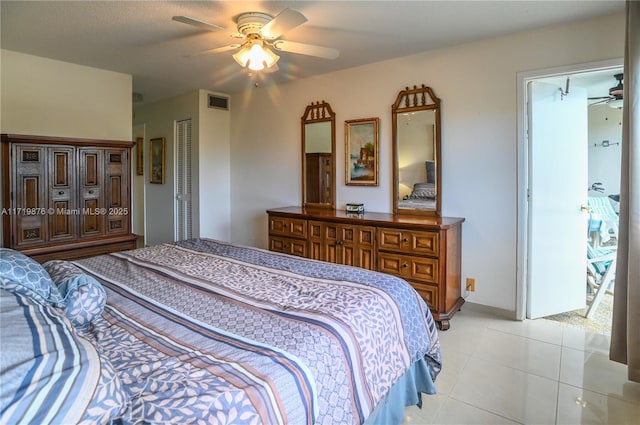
[0,248,63,306]
[1,288,128,424]
[44,260,106,328]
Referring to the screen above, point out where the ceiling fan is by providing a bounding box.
[588,73,624,107]
[173,8,340,72]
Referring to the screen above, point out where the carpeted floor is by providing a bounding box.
[543,294,613,335]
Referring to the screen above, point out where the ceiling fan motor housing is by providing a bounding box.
[610,73,624,98]
[236,12,273,36]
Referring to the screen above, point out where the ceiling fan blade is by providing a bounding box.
[188,44,242,57]
[588,96,613,100]
[260,8,307,39]
[273,40,339,59]
[172,16,226,32]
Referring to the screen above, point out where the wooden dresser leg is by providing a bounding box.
[438,320,450,331]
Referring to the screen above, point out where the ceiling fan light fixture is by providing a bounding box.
[608,98,623,109]
[232,40,279,71]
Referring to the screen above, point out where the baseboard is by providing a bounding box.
[463,301,518,320]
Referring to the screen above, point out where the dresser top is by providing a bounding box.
[267,206,465,229]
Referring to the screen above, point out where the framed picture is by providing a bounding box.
[149,137,165,184]
[345,117,379,186]
[136,137,144,176]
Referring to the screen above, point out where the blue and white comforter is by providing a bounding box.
[74,239,442,424]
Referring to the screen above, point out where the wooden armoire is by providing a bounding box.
[1,134,136,262]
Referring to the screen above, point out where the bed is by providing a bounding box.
[398,182,437,210]
[1,239,442,424]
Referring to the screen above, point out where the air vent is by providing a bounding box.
[208,94,229,110]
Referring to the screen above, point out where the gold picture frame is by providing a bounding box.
[345,117,379,186]
[149,137,165,184]
[136,137,144,176]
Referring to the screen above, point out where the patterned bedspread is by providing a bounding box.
[76,239,442,424]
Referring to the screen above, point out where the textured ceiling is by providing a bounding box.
[0,1,625,104]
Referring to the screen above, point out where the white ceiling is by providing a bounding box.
[0,1,625,104]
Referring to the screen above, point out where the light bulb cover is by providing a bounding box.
[232,40,279,71]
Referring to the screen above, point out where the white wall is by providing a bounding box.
[230,12,625,313]
[197,90,231,242]
[1,50,131,140]
[133,90,231,246]
[588,105,623,200]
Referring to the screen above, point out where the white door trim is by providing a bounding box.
[515,58,623,320]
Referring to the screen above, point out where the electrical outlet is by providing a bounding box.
[466,278,476,292]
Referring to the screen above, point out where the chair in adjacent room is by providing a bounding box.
[585,243,617,319]
[587,196,619,247]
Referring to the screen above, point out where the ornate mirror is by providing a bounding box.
[392,85,441,216]
[302,101,336,209]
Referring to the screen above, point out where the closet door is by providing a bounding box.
[12,144,47,246]
[78,148,105,238]
[48,146,76,242]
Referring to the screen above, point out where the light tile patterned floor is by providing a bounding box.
[403,308,640,424]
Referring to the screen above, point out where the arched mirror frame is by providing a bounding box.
[302,101,336,209]
[392,85,442,216]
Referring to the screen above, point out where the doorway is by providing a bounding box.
[516,59,624,328]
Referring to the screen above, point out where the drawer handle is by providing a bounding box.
[403,237,409,243]
[402,262,409,268]
[58,191,65,195]
[88,190,94,194]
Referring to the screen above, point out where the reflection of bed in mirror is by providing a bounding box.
[398,182,437,210]
[398,161,437,210]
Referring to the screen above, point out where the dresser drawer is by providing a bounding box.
[269,216,307,238]
[409,281,439,310]
[269,236,307,257]
[377,228,439,256]
[378,252,439,283]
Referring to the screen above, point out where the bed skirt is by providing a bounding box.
[364,357,436,425]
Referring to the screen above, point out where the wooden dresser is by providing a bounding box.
[1,134,136,262]
[267,206,465,329]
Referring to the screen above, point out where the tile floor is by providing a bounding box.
[403,308,640,424]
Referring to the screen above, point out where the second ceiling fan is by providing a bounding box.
[173,8,340,71]
[589,73,624,107]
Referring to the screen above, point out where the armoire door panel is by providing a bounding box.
[50,200,74,240]
[22,176,41,208]
[48,147,76,242]
[79,149,104,238]
[13,145,47,246]
[82,152,100,186]
[108,176,122,207]
[81,199,102,236]
[51,150,72,187]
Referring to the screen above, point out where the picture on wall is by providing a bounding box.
[149,137,165,184]
[136,137,144,176]
[345,117,379,186]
